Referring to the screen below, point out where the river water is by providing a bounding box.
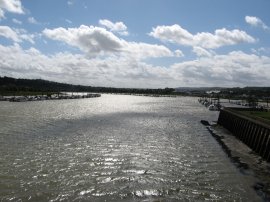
[0,94,261,201]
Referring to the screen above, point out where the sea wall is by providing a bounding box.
[218,108,270,162]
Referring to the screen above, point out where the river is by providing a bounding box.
[0,94,261,201]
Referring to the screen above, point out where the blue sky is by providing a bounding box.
[0,0,270,88]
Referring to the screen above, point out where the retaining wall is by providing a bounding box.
[218,108,270,162]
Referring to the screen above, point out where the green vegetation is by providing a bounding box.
[2,76,270,99]
[240,111,270,121]
[0,76,178,96]
[0,91,57,96]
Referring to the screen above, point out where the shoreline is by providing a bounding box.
[0,93,180,102]
[202,121,270,201]
[0,93,101,102]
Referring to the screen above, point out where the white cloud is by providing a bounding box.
[99,19,129,36]
[0,20,268,88]
[28,17,38,24]
[0,25,20,41]
[12,18,22,24]
[149,24,256,49]
[0,8,3,18]
[43,25,173,59]
[0,44,173,88]
[43,25,124,56]
[171,51,270,86]
[192,46,213,57]
[150,24,193,45]
[0,0,24,19]
[19,33,35,44]
[65,19,72,24]
[67,1,73,6]
[126,42,174,59]
[0,26,35,44]
[1,43,270,88]
[245,16,269,30]
[253,47,270,55]
[174,49,184,57]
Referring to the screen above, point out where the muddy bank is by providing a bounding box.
[202,120,270,201]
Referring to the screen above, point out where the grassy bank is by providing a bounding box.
[240,111,270,121]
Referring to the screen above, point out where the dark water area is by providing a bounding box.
[0,95,262,201]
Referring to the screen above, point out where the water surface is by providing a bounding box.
[0,95,261,201]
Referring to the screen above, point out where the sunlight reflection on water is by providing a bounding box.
[0,94,261,201]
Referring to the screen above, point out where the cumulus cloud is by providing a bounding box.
[0,26,35,43]
[0,43,173,87]
[1,43,270,88]
[125,42,174,59]
[192,46,213,57]
[43,25,173,59]
[252,47,270,55]
[149,24,256,49]
[0,25,20,41]
[28,17,38,24]
[170,51,270,86]
[99,19,128,36]
[245,16,269,30]
[0,18,268,88]
[43,25,122,55]
[174,49,184,57]
[0,0,24,19]
[12,18,22,24]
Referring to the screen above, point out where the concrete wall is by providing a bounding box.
[218,108,270,162]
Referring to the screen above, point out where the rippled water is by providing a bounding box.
[0,95,261,201]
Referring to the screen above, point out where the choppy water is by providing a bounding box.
[0,95,261,201]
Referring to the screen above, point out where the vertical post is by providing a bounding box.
[259,129,269,156]
[251,126,261,151]
[255,128,265,153]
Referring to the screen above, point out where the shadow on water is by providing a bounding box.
[0,96,263,201]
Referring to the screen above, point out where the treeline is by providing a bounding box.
[220,87,270,99]
[0,76,176,95]
[2,76,269,97]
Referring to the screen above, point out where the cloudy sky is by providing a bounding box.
[0,0,270,88]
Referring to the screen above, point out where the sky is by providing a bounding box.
[0,0,270,88]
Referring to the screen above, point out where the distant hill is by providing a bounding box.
[1,76,270,97]
[175,87,223,92]
[0,76,175,95]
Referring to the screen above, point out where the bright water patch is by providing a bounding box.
[0,95,261,201]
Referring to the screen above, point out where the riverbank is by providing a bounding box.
[0,93,101,102]
[203,122,270,201]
